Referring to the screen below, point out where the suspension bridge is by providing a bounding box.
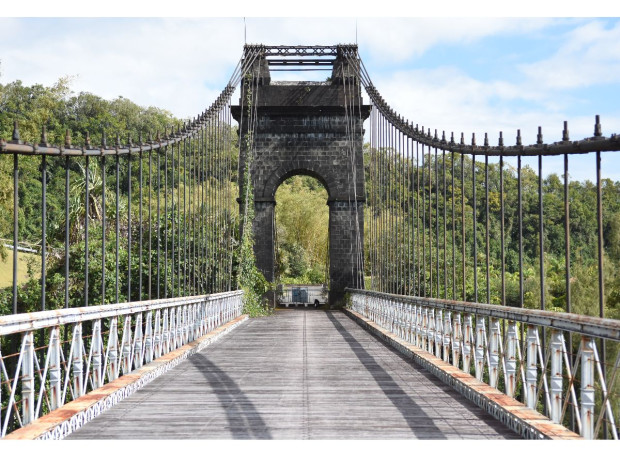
[0,44,619,440]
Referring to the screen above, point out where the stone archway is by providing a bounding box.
[232,50,370,306]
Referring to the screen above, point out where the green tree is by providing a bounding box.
[275,175,329,284]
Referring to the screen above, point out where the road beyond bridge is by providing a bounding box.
[67,309,518,440]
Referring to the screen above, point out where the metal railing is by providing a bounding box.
[0,101,239,315]
[348,289,619,439]
[0,46,270,317]
[0,46,267,439]
[340,48,620,439]
[0,289,243,438]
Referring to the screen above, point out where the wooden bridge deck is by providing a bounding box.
[67,309,519,440]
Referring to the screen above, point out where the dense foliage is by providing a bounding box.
[0,79,241,315]
[274,175,328,284]
[235,78,272,317]
[2,78,619,322]
[365,146,620,320]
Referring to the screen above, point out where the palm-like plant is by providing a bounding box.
[66,160,127,243]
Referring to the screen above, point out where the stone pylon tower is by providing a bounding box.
[232,45,370,307]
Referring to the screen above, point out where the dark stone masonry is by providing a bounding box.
[232,52,370,307]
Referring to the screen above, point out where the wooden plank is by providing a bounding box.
[67,309,520,440]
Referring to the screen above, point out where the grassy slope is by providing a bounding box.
[0,248,41,288]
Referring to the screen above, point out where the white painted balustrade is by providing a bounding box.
[348,289,620,440]
[0,290,243,438]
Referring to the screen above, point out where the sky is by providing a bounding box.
[1,3,620,182]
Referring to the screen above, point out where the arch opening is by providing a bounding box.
[274,174,329,288]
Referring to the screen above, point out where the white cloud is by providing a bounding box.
[1,18,246,119]
[519,20,620,90]
[357,18,556,63]
[370,67,560,144]
[0,17,561,120]
[1,17,619,167]
[366,63,620,150]
[1,17,391,118]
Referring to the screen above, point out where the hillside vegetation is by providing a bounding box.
[1,79,619,321]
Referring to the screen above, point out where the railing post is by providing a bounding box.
[399,301,405,339]
[207,297,213,331]
[403,302,409,341]
[505,321,518,398]
[21,331,34,425]
[443,311,451,363]
[474,316,485,381]
[173,307,180,350]
[407,302,415,344]
[421,307,429,349]
[382,299,387,328]
[120,316,132,375]
[452,313,461,368]
[488,317,500,388]
[393,301,399,337]
[181,305,188,345]
[187,304,192,342]
[176,306,183,348]
[550,330,563,424]
[383,299,387,327]
[212,300,218,329]
[72,323,84,398]
[133,313,143,369]
[435,309,443,358]
[190,303,195,340]
[379,299,384,328]
[154,310,162,359]
[91,320,103,389]
[394,300,400,338]
[198,300,205,337]
[206,300,212,332]
[49,326,62,410]
[428,308,435,354]
[168,307,175,351]
[581,336,595,439]
[415,304,422,347]
[192,303,200,340]
[145,311,154,364]
[462,313,473,373]
[163,308,170,353]
[108,317,119,381]
[525,326,538,409]
[399,301,405,340]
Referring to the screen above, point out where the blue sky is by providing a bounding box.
[1,10,619,181]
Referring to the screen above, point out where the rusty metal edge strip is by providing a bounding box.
[2,314,249,440]
[342,307,582,440]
